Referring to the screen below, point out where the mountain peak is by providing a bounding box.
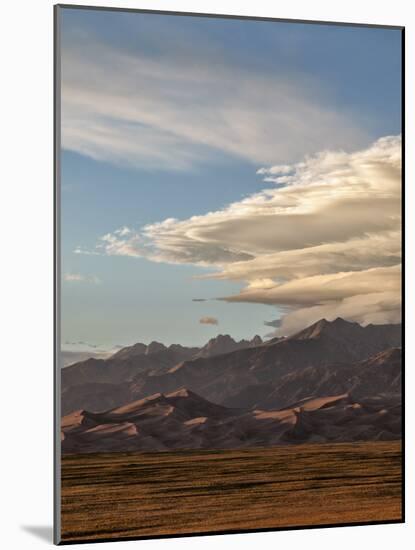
[250,335,263,346]
[111,342,147,360]
[195,333,264,359]
[290,317,359,340]
[145,341,166,355]
[110,340,168,360]
[211,334,236,343]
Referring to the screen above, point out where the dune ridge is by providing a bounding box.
[61,318,402,453]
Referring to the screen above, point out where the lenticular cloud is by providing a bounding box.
[95,135,402,334]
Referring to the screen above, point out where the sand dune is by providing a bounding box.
[61,387,401,454]
[61,318,402,453]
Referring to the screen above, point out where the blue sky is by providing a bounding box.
[59,7,402,349]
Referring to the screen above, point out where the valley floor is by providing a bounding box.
[60,440,402,543]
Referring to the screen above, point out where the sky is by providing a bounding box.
[59,7,402,351]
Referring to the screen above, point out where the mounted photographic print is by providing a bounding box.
[54,4,404,544]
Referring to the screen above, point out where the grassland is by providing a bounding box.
[60,440,402,543]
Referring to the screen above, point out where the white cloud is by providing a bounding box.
[62,34,369,170]
[63,273,84,282]
[91,136,401,334]
[222,265,401,332]
[96,135,400,266]
[63,273,101,284]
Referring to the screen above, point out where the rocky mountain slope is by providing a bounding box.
[61,318,402,452]
[61,334,263,414]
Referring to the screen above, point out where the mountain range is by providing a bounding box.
[61,334,263,413]
[61,318,402,453]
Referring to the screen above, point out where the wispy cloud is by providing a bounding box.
[199,316,219,325]
[63,273,101,284]
[91,136,401,334]
[264,319,282,328]
[62,33,369,171]
[64,340,98,349]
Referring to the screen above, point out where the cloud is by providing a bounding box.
[65,340,98,349]
[272,288,401,336]
[223,265,401,333]
[63,273,101,284]
[90,135,401,334]
[264,319,282,328]
[199,316,219,325]
[61,31,369,171]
